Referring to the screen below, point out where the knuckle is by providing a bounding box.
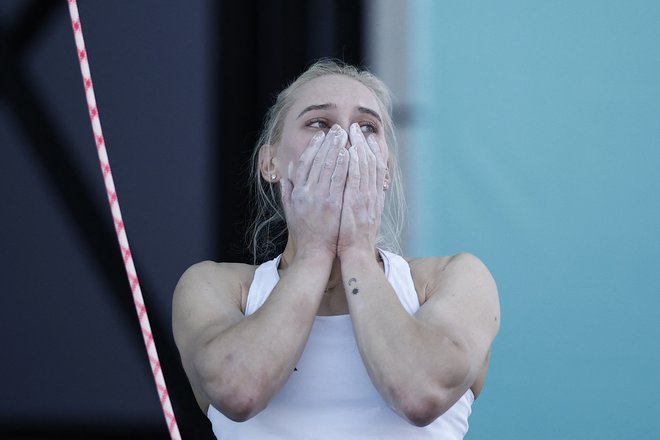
[291,186,307,200]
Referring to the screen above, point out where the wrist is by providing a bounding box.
[290,246,335,267]
[337,246,379,265]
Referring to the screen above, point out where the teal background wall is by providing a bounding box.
[406,1,660,438]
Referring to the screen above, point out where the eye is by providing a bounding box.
[360,122,377,134]
[307,119,329,130]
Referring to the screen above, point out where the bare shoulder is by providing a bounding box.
[406,253,498,307]
[173,260,256,311]
[177,260,257,287]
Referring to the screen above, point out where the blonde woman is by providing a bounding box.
[173,59,500,439]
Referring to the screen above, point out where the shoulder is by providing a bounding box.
[406,253,498,305]
[172,261,258,366]
[173,260,257,317]
[176,260,257,295]
[179,260,257,281]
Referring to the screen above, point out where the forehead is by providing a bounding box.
[290,75,381,114]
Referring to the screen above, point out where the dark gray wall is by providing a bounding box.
[1,0,213,436]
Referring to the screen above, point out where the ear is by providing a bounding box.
[258,144,280,183]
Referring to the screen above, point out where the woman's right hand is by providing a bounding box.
[279,124,349,260]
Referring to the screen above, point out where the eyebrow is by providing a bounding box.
[296,103,382,124]
[357,106,383,124]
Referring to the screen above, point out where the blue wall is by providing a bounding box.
[407,1,660,438]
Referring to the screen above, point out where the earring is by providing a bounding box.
[270,174,277,181]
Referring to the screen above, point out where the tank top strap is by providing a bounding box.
[379,249,421,315]
[245,255,282,316]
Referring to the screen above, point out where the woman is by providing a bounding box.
[173,59,500,439]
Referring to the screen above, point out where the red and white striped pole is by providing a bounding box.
[67,2,181,438]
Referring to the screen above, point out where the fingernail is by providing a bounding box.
[313,130,325,141]
[351,122,360,133]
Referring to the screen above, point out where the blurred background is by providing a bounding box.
[1,0,658,438]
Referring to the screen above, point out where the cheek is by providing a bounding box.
[276,133,311,178]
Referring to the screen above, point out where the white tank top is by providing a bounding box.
[208,250,474,439]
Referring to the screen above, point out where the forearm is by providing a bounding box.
[341,250,470,425]
[196,253,332,420]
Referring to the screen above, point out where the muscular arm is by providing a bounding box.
[342,251,500,427]
[172,253,333,421]
[173,127,348,421]
[335,124,500,426]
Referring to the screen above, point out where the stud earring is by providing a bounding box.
[270,174,277,181]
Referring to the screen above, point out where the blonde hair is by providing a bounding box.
[247,58,406,263]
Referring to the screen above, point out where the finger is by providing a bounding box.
[307,125,344,185]
[367,134,387,194]
[350,124,369,194]
[280,178,293,211]
[364,135,377,195]
[329,147,349,199]
[357,132,377,217]
[346,144,360,194]
[294,130,326,185]
[365,134,381,192]
[318,127,347,190]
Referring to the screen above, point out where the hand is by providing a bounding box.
[337,123,387,258]
[280,125,349,259]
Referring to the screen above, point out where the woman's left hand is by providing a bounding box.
[337,123,387,258]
